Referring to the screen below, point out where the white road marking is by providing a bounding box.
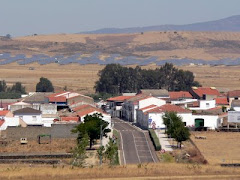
[144,132,156,163]
[119,131,126,165]
[132,132,141,163]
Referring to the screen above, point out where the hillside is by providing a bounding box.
[80,15,240,34]
[10,31,240,61]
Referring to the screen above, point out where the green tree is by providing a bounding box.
[72,133,89,167]
[10,82,26,94]
[162,111,190,148]
[104,138,118,165]
[0,80,7,92]
[72,113,111,149]
[36,77,54,92]
[172,125,190,149]
[95,63,201,94]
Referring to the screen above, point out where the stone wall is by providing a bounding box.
[3,124,78,140]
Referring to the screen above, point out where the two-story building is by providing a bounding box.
[122,94,166,123]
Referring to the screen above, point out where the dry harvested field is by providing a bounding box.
[191,132,240,165]
[12,31,240,60]
[0,163,240,180]
[0,63,239,94]
[0,139,76,153]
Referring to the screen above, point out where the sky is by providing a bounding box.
[1,0,240,37]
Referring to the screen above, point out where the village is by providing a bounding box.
[0,85,239,165]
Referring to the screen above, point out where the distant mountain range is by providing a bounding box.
[80,15,240,34]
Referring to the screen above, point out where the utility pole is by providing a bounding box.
[100,124,103,166]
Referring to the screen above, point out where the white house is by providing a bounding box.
[107,95,134,118]
[73,104,112,128]
[122,95,166,123]
[13,107,43,126]
[137,104,192,129]
[188,100,216,110]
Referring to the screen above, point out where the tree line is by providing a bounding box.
[95,63,201,95]
[0,80,26,99]
[0,77,55,99]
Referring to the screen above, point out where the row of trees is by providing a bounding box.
[0,77,55,99]
[0,80,26,98]
[162,112,190,148]
[72,113,118,167]
[95,63,201,95]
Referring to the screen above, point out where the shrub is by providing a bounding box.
[149,129,161,151]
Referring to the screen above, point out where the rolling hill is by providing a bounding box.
[80,15,240,34]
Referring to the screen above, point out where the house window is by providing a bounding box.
[32,116,37,121]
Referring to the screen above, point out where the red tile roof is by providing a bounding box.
[73,104,90,112]
[215,97,229,105]
[61,117,79,122]
[77,108,97,117]
[192,87,220,97]
[145,104,191,114]
[48,96,66,102]
[0,120,5,127]
[0,110,9,116]
[169,91,192,100]
[107,96,133,102]
[74,104,107,117]
[139,105,157,111]
[228,90,240,98]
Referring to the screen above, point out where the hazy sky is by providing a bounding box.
[1,0,240,37]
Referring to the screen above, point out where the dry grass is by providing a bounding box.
[0,63,239,95]
[0,139,76,153]
[13,31,240,60]
[0,62,103,94]
[0,163,239,180]
[191,132,240,165]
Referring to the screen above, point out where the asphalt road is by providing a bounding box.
[112,118,158,164]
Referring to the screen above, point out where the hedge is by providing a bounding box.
[149,129,161,151]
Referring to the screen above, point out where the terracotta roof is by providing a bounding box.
[126,94,149,102]
[169,91,192,100]
[228,90,240,98]
[215,97,229,105]
[192,87,220,97]
[107,96,133,102]
[13,107,41,115]
[139,105,157,111]
[0,110,9,116]
[0,120,5,127]
[145,104,191,114]
[74,104,107,117]
[73,104,91,112]
[61,117,79,122]
[77,108,97,117]
[48,96,66,102]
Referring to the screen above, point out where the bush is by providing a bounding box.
[149,129,161,151]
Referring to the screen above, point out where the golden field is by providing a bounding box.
[0,163,240,180]
[0,63,239,94]
[13,31,240,60]
[191,132,240,165]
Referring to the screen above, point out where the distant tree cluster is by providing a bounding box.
[36,77,54,92]
[0,80,26,99]
[95,63,201,94]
